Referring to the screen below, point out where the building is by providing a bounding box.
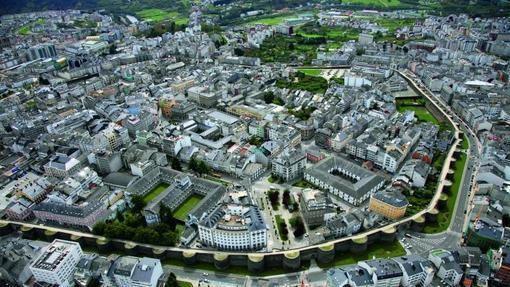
[495,247,510,286]
[359,259,403,287]
[428,249,463,287]
[300,189,335,228]
[304,156,385,206]
[393,255,435,287]
[271,148,306,182]
[368,191,409,220]
[198,203,267,251]
[29,240,83,287]
[74,254,110,287]
[109,256,163,287]
[44,155,81,179]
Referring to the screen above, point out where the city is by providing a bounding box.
[0,0,509,286]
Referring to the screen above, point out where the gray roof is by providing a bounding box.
[131,257,160,283]
[305,156,384,201]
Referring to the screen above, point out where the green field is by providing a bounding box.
[178,281,193,287]
[17,24,31,35]
[346,0,403,8]
[143,183,170,204]
[317,240,406,268]
[136,8,188,25]
[396,103,440,125]
[245,14,296,26]
[275,215,288,241]
[173,194,204,221]
[423,151,467,233]
[297,68,322,77]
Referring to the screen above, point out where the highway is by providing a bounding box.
[396,70,482,256]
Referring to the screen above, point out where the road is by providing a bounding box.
[396,70,482,255]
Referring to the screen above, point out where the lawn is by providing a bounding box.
[178,281,192,287]
[461,134,469,150]
[292,179,316,188]
[346,0,403,8]
[173,194,204,221]
[297,68,322,77]
[317,240,406,269]
[396,103,440,125]
[275,215,288,241]
[245,14,296,26]
[423,152,467,234]
[136,8,188,25]
[143,183,170,204]
[375,17,418,33]
[17,25,31,35]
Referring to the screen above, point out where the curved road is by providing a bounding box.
[397,70,482,256]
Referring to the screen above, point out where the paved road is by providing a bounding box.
[397,70,482,255]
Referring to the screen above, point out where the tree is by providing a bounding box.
[131,195,145,213]
[92,222,106,235]
[109,44,117,55]
[263,91,275,104]
[403,46,409,54]
[234,47,245,56]
[159,204,177,231]
[282,190,291,208]
[166,272,178,287]
[503,214,510,227]
[268,190,280,207]
[171,157,182,171]
[188,156,198,172]
[197,160,210,175]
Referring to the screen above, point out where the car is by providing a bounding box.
[203,272,209,276]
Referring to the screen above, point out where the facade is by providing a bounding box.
[198,204,267,251]
[300,189,335,228]
[359,259,403,287]
[368,191,408,220]
[495,247,510,286]
[393,255,435,287]
[29,240,83,287]
[271,148,306,182]
[429,249,463,286]
[304,156,385,206]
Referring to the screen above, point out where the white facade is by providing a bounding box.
[30,240,83,287]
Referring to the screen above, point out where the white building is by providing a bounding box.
[111,256,163,287]
[393,255,435,287]
[428,249,463,286]
[271,148,306,182]
[198,204,267,251]
[29,240,83,287]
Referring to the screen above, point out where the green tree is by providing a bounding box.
[263,91,275,104]
[92,222,106,235]
[188,156,198,172]
[171,157,182,171]
[166,272,178,287]
[197,160,210,175]
[159,204,177,231]
[131,195,145,213]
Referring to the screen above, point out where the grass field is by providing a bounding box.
[317,240,406,268]
[423,152,467,233]
[136,8,188,25]
[178,281,192,287]
[297,68,322,77]
[346,0,402,8]
[275,215,288,241]
[143,183,170,204]
[174,194,204,221]
[396,103,440,125]
[245,14,296,26]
